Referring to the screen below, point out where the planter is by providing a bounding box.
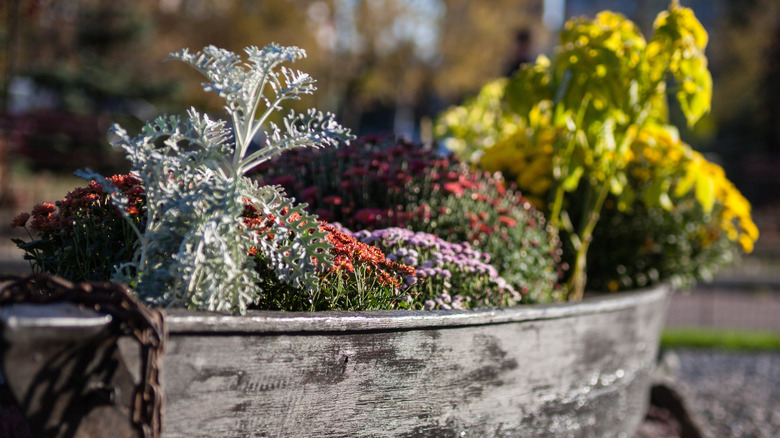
[1,283,669,437]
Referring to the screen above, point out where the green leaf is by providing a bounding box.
[16,239,54,253]
[642,177,671,209]
[652,4,712,127]
[616,184,636,211]
[561,166,584,192]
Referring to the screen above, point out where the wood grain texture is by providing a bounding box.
[160,285,669,437]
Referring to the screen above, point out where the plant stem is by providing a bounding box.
[566,179,610,301]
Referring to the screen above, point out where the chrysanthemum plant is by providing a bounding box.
[436,1,757,300]
[255,136,566,304]
[76,44,352,314]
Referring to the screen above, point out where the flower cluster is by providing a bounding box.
[14,174,144,235]
[256,135,452,227]
[13,181,423,312]
[255,135,565,303]
[321,224,415,290]
[12,174,144,282]
[348,227,520,309]
[243,199,419,311]
[419,166,566,302]
[478,126,556,209]
[14,172,528,310]
[478,123,759,256]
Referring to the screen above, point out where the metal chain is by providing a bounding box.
[0,274,166,438]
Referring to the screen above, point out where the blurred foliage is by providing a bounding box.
[661,328,780,351]
[3,0,778,141]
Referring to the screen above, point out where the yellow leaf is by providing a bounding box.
[677,6,708,49]
[674,160,698,198]
[739,234,754,253]
[659,192,673,210]
[694,172,715,214]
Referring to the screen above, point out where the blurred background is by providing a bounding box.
[1,1,780,435]
[1,3,779,276]
[1,0,779,208]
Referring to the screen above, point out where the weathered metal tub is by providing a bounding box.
[1,283,669,437]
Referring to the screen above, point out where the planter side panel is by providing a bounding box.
[161,292,667,437]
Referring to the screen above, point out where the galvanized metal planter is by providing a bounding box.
[1,283,669,438]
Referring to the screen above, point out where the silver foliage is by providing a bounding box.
[82,44,352,314]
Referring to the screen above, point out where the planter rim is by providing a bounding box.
[164,283,670,334]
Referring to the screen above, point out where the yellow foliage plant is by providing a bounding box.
[436,1,757,300]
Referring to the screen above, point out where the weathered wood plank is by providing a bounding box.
[160,286,669,437]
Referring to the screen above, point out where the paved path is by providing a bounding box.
[665,254,780,332]
[666,285,780,332]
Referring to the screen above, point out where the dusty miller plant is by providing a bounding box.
[80,44,352,314]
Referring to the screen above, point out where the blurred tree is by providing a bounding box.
[702,0,780,205]
[0,0,180,174]
[7,0,175,114]
[318,0,547,134]
[152,0,321,114]
[323,0,445,133]
[2,0,549,142]
[151,0,547,136]
[435,0,547,100]
[706,0,779,149]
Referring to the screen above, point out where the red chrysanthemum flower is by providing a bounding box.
[321,224,415,287]
[323,195,342,205]
[443,182,464,196]
[498,215,518,227]
[30,202,58,233]
[10,212,30,228]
